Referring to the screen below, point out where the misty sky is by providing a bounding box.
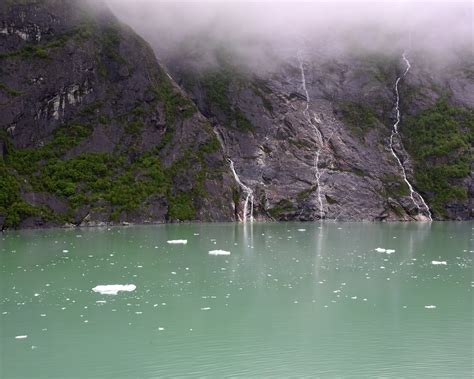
[105,1,472,68]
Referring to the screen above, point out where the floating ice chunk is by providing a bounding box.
[297,229,306,232]
[200,307,211,310]
[158,327,164,331]
[167,240,187,244]
[385,249,396,254]
[424,305,437,309]
[209,250,231,256]
[431,261,447,265]
[375,248,386,253]
[62,249,69,253]
[92,284,136,295]
[15,335,28,339]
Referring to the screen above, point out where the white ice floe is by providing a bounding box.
[15,335,28,339]
[167,240,187,244]
[375,248,395,254]
[209,250,231,256]
[200,307,211,311]
[92,284,136,295]
[297,229,306,232]
[424,305,437,309]
[431,261,447,265]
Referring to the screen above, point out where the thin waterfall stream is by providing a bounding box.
[298,51,325,220]
[389,52,432,221]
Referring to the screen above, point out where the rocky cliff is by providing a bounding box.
[167,46,473,222]
[0,0,236,229]
[0,0,472,229]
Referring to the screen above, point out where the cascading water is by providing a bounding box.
[229,160,254,223]
[298,51,325,220]
[389,52,432,221]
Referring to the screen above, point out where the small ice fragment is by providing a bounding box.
[167,240,187,244]
[431,261,447,265]
[375,248,386,253]
[95,300,107,304]
[15,335,28,339]
[209,250,231,256]
[158,327,164,331]
[385,249,395,254]
[62,249,69,253]
[424,305,437,309]
[171,272,177,275]
[351,296,357,300]
[200,307,211,311]
[92,284,136,295]
[297,229,306,232]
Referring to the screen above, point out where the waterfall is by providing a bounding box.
[229,160,254,223]
[298,51,325,220]
[389,52,432,221]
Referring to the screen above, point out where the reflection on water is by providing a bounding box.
[0,222,472,377]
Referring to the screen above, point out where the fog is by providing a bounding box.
[105,1,473,70]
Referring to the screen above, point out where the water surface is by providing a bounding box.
[1,222,472,377]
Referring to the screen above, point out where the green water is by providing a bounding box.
[0,222,472,378]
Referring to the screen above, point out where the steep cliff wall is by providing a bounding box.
[167,48,473,221]
[1,1,472,229]
[0,0,236,229]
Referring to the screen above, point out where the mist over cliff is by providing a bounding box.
[106,1,473,71]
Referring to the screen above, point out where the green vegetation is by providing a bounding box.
[152,74,196,124]
[289,138,313,150]
[168,193,195,221]
[297,186,316,201]
[381,174,410,198]
[252,80,274,113]
[0,116,222,226]
[201,68,255,132]
[403,100,473,216]
[269,199,295,218]
[338,101,381,137]
[0,82,22,97]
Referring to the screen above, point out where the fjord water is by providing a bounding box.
[1,222,472,378]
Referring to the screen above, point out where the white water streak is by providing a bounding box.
[298,52,324,219]
[229,160,254,223]
[389,52,432,221]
